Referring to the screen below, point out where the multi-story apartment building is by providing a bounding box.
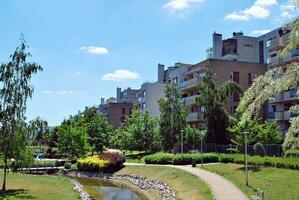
[116,87,140,105]
[210,27,299,132]
[257,27,299,132]
[178,59,267,127]
[139,82,165,117]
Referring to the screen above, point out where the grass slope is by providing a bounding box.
[200,163,299,200]
[116,165,213,200]
[0,172,79,200]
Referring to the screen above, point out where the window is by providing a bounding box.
[142,90,146,97]
[172,77,178,85]
[230,72,240,83]
[120,116,126,123]
[272,105,277,112]
[121,108,126,114]
[142,103,146,110]
[266,40,271,48]
[244,44,253,47]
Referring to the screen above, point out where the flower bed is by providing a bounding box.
[77,155,108,172]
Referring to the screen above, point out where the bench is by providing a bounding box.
[250,188,264,200]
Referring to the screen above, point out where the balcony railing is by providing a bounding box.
[269,33,290,51]
[186,112,205,122]
[181,95,200,105]
[284,89,298,101]
[180,77,203,89]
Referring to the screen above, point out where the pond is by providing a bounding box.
[77,177,149,200]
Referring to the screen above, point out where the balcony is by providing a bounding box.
[269,34,290,51]
[283,89,298,101]
[269,111,295,121]
[268,56,283,66]
[180,77,203,90]
[270,93,284,103]
[181,95,199,105]
[186,112,205,122]
[284,111,291,120]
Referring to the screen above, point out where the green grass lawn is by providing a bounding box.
[200,163,299,200]
[0,171,79,200]
[116,165,213,200]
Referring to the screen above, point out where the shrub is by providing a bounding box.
[71,164,78,171]
[172,153,219,165]
[254,142,266,157]
[99,150,125,172]
[285,149,299,158]
[64,162,72,169]
[218,153,299,170]
[144,153,174,164]
[77,155,109,172]
[32,159,58,168]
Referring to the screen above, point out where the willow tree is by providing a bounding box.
[196,70,242,144]
[0,37,43,193]
[237,0,299,151]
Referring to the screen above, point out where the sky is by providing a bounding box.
[0,0,297,126]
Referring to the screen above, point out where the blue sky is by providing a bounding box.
[0,0,296,126]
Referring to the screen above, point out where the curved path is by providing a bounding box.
[125,163,248,200]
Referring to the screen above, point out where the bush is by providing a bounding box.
[144,153,174,164]
[99,150,125,172]
[31,159,58,168]
[64,162,72,169]
[218,153,299,170]
[254,143,266,157]
[77,155,109,172]
[285,149,299,158]
[172,153,219,165]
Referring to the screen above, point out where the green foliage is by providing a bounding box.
[258,120,282,144]
[111,109,160,152]
[196,70,242,144]
[253,142,266,157]
[144,153,174,164]
[64,162,72,169]
[172,153,219,165]
[0,37,43,191]
[218,154,299,170]
[228,118,282,146]
[77,155,109,172]
[28,117,48,145]
[32,160,58,168]
[285,149,299,158]
[159,84,187,152]
[56,117,90,159]
[82,107,112,153]
[185,125,205,150]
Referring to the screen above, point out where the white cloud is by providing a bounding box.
[163,0,205,18]
[42,90,86,95]
[163,0,205,11]
[80,46,108,55]
[75,71,81,75]
[102,69,140,81]
[280,1,296,18]
[250,29,271,36]
[224,0,277,21]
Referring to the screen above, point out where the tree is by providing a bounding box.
[159,84,187,152]
[258,120,282,144]
[0,37,43,193]
[28,117,48,145]
[56,117,90,159]
[111,109,160,152]
[237,0,299,151]
[196,70,242,144]
[185,124,204,151]
[82,107,112,154]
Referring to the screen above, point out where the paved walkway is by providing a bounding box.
[125,163,248,200]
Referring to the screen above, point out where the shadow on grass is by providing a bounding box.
[0,189,37,199]
[236,166,262,173]
[125,152,152,159]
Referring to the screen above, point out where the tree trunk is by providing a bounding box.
[2,154,7,193]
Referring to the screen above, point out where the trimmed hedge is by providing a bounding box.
[144,153,174,164]
[173,153,219,165]
[219,154,299,170]
[285,149,299,158]
[144,152,299,170]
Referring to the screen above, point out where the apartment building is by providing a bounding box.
[179,59,267,127]
[258,27,299,132]
[116,87,140,105]
[211,27,299,132]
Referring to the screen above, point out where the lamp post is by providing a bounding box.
[244,131,249,186]
[180,129,184,154]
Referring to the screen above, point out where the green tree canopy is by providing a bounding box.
[196,70,242,144]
